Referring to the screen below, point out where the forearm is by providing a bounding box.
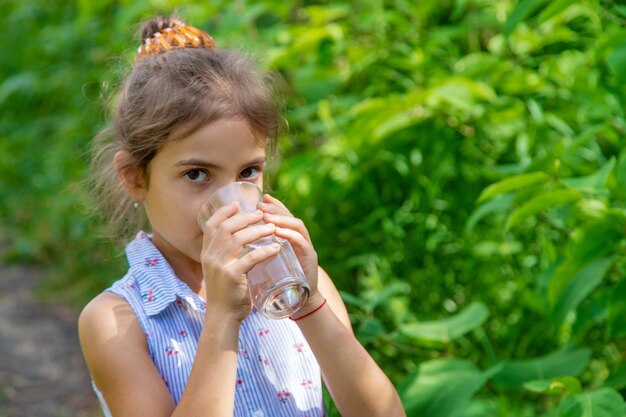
[173,309,241,417]
[295,294,406,417]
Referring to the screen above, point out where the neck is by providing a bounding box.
[172,261,206,297]
[150,234,206,298]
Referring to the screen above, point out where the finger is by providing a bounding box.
[263,213,311,242]
[203,202,239,229]
[223,223,276,256]
[203,208,264,249]
[258,194,292,216]
[202,202,265,230]
[230,243,282,276]
[273,226,313,256]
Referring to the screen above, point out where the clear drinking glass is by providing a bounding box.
[197,181,310,319]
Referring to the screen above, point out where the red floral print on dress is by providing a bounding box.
[174,297,188,310]
[144,258,159,267]
[142,288,156,303]
[276,389,291,403]
[165,346,179,357]
[301,379,314,389]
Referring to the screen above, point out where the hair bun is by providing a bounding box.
[136,15,216,61]
[140,16,187,41]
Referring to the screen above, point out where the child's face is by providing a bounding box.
[140,118,267,265]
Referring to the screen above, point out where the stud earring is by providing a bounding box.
[133,202,140,209]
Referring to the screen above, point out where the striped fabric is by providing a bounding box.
[93,231,325,417]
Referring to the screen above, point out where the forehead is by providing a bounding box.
[156,118,266,165]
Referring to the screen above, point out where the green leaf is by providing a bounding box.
[551,257,613,327]
[537,0,577,23]
[465,194,514,233]
[492,346,591,387]
[544,213,626,306]
[523,376,582,395]
[371,92,430,140]
[608,278,626,338]
[366,281,410,311]
[429,78,497,109]
[399,302,489,343]
[605,363,626,391]
[616,5,626,18]
[478,172,549,203]
[558,387,625,417]
[545,113,575,136]
[503,0,550,37]
[562,158,615,194]
[607,42,626,85]
[398,359,500,417]
[0,72,39,104]
[568,213,626,266]
[506,189,581,230]
[357,317,385,344]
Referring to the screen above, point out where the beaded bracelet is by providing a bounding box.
[290,298,327,321]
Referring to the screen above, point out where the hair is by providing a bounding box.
[89,15,282,242]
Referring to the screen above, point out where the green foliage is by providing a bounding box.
[557,388,625,417]
[399,302,490,343]
[398,358,501,417]
[2,0,626,415]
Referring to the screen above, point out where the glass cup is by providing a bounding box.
[197,181,310,319]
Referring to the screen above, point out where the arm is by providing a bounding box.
[79,293,245,417]
[260,195,406,417]
[79,206,281,417]
[296,271,406,417]
[78,292,176,417]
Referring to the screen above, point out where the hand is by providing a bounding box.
[257,194,320,298]
[200,203,281,322]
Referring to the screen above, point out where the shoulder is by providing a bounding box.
[78,292,174,415]
[79,291,133,324]
[78,292,145,352]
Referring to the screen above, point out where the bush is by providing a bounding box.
[2,0,625,415]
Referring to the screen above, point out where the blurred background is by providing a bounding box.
[1,0,626,416]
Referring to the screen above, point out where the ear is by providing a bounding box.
[114,151,146,203]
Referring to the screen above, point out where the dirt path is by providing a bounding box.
[0,263,101,417]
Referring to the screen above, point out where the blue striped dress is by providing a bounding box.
[93,231,325,417]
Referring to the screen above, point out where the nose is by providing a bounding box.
[215,179,245,190]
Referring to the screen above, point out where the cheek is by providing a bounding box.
[146,186,200,227]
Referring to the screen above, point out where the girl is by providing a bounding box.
[78,15,405,417]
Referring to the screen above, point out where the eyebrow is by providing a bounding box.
[174,158,218,168]
[174,157,267,168]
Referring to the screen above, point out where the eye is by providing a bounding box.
[184,169,208,183]
[240,166,261,180]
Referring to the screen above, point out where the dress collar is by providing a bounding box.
[125,231,206,316]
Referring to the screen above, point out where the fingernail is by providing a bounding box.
[254,209,263,215]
